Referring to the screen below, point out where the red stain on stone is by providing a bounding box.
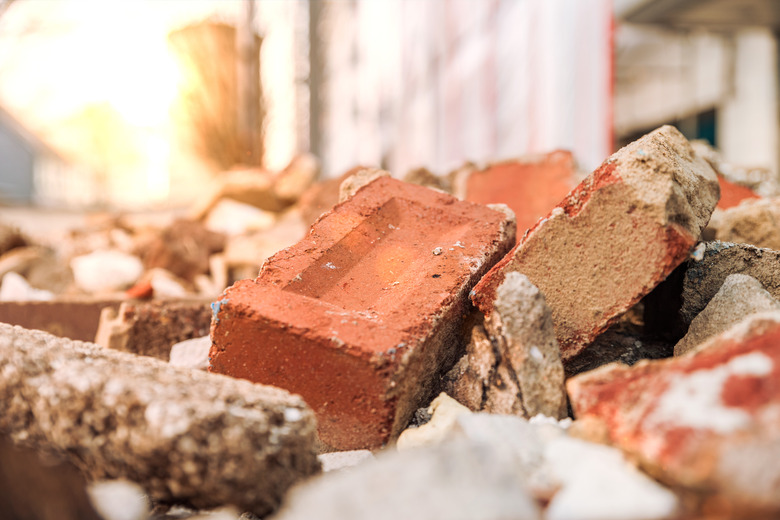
[464,151,578,240]
[209,177,514,450]
[716,175,760,210]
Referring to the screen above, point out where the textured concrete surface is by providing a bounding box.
[675,273,780,355]
[0,323,319,515]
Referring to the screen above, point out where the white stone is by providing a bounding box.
[0,271,54,301]
[87,479,149,520]
[205,198,276,236]
[169,336,212,370]
[544,436,679,520]
[70,249,143,293]
[318,450,374,472]
[396,393,472,450]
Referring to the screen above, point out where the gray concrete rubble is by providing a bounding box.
[675,273,780,355]
[0,323,320,515]
[445,273,567,419]
[707,197,780,250]
[680,241,780,325]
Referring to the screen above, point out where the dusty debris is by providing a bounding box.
[0,323,320,515]
[471,125,720,361]
[94,300,212,360]
[675,273,780,355]
[142,219,226,283]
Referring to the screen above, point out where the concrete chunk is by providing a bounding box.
[472,125,720,360]
[0,323,319,515]
[680,241,780,325]
[675,273,780,355]
[708,197,780,249]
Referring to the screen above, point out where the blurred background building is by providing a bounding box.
[0,0,776,209]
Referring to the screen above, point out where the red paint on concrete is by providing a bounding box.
[568,317,780,493]
[209,177,514,450]
[716,175,760,210]
[464,151,578,238]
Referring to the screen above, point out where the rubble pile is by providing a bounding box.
[2,126,780,519]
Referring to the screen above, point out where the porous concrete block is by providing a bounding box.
[675,273,780,355]
[454,150,579,238]
[568,311,780,513]
[472,125,720,360]
[708,197,780,249]
[209,177,516,450]
[680,241,780,325]
[0,323,319,515]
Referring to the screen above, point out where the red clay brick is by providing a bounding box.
[471,126,720,361]
[567,312,780,511]
[457,151,579,239]
[209,177,515,450]
[716,175,760,210]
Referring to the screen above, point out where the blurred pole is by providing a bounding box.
[237,0,262,165]
[309,0,324,161]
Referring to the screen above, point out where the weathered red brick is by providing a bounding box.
[471,126,720,361]
[567,311,780,512]
[455,151,578,239]
[209,177,515,450]
[716,175,760,210]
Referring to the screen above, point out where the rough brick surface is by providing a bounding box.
[568,312,780,512]
[472,125,720,360]
[94,299,212,359]
[675,273,780,356]
[0,323,319,515]
[455,151,579,238]
[680,241,780,325]
[209,177,516,450]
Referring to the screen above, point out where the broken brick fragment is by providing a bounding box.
[716,175,760,210]
[568,311,780,513]
[209,177,516,450]
[94,299,212,359]
[455,151,579,238]
[471,125,720,361]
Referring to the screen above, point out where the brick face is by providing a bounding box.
[209,177,515,449]
[471,126,720,361]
